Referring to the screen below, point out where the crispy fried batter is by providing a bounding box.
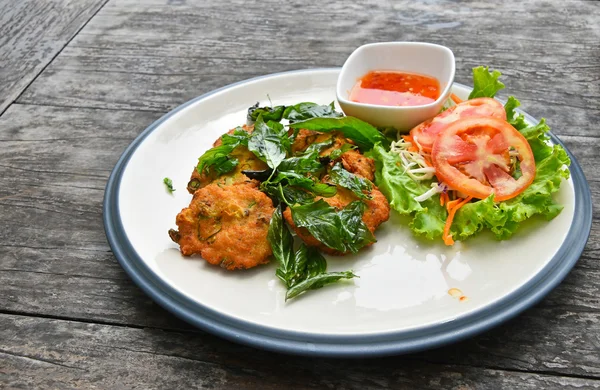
[340,149,375,181]
[187,125,267,193]
[170,182,274,270]
[282,186,390,256]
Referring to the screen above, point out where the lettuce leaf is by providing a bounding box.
[368,144,445,239]
[504,96,528,130]
[468,66,505,99]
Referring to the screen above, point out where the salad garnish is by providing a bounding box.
[369,66,571,245]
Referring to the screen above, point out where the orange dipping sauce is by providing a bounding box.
[350,71,440,107]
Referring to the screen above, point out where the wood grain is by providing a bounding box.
[0,0,108,115]
[16,0,600,138]
[2,314,600,390]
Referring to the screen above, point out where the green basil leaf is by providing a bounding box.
[248,116,287,170]
[285,271,356,300]
[267,171,336,199]
[339,201,376,251]
[302,137,335,156]
[196,128,250,174]
[278,153,323,175]
[328,163,372,199]
[268,205,295,288]
[289,244,309,286]
[283,101,343,122]
[289,116,389,151]
[221,127,251,146]
[163,177,175,193]
[290,199,372,253]
[247,103,286,122]
[214,157,239,175]
[304,246,327,278]
[291,199,346,252]
[281,186,315,205]
[196,144,236,174]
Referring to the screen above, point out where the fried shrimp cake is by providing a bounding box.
[187,125,267,193]
[339,149,375,182]
[282,186,390,256]
[169,182,274,270]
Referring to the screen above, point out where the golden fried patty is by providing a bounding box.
[340,149,375,182]
[283,186,390,256]
[169,182,275,270]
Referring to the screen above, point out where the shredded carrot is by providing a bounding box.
[450,93,463,104]
[445,198,462,212]
[422,154,433,167]
[439,192,449,207]
[442,196,473,246]
[402,135,419,152]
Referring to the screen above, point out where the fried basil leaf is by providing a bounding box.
[263,171,336,204]
[286,271,356,300]
[278,153,323,175]
[280,185,316,205]
[290,199,373,253]
[196,145,237,174]
[284,243,355,301]
[196,127,250,174]
[328,163,372,199]
[339,201,376,248]
[288,116,389,151]
[247,102,286,122]
[283,101,343,122]
[269,205,357,301]
[248,116,288,170]
[301,137,335,156]
[268,205,295,288]
[221,127,252,146]
[163,177,175,193]
[241,168,273,182]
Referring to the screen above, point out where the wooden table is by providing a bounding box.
[1,1,599,388]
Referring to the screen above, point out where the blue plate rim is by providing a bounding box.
[103,68,592,357]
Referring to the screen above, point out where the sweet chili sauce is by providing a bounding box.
[349,71,440,106]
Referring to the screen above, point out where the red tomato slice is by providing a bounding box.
[431,117,536,202]
[410,97,506,153]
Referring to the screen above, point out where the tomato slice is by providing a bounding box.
[410,97,506,153]
[431,117,536,202]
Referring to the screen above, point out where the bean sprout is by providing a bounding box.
[390,138,436,181]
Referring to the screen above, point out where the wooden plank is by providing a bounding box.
[2,314,599,390]
[16,0,600,137]
[0,104,599,377]
[0,0,108,115]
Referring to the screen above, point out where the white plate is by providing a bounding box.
[104,68,591,356]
